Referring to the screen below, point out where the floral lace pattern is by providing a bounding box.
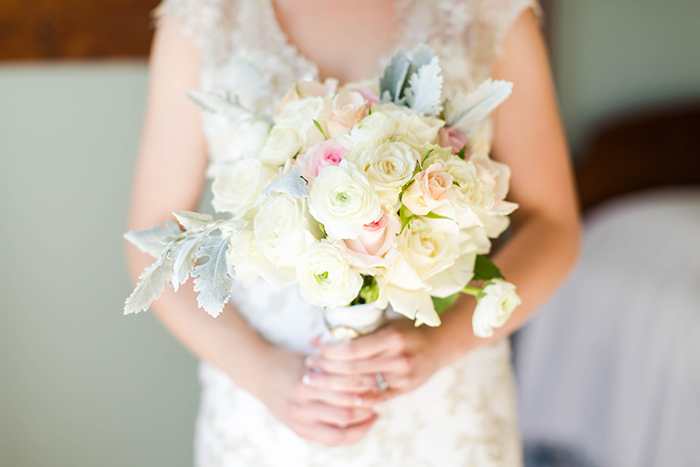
[155,0,538,465]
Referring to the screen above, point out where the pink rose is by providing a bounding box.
[325,91,368,138]
[346,87,379,104]
[469,151,518,215]
[401,160,457,215]
[342,208,401,268]
[438,127,469,155]
[275,78,338,117]
[295,140,345,184]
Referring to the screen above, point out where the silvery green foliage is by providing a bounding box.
[379,50,409,105]
[124,220,183,257]
[187,90,263,122]
[263,169,309,199]
[405,56,443,115]
[406,44,435,82]
[192,234,236,318]
[232,57,269,98]
[124,217,241,316]
[444,79,513,135]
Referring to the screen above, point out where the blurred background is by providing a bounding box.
[1,1,698,466]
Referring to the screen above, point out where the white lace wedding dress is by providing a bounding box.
[157,0,539,465]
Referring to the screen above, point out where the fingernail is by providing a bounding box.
[302,374,310,385]
[338,423,347,429]
[304,356,313,368]
[353,395,363,406]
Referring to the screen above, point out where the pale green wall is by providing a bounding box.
[1,1,699,466]
[0,64,199,467]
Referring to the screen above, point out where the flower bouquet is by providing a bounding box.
[125,45,521,339]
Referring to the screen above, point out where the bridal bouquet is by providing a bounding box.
[125,45,520,337]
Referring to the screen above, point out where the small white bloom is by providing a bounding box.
[308,160,382,240]
[472,280,521,338]
[212,157,278,217]
[274,97,327,149]
[354,141,420,207]
[296,241,363,308]
[258,127,302,168]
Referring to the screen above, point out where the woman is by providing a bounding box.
[126,0,580,465]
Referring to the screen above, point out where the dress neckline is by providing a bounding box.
[261,0,414,84]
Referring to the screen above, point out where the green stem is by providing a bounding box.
[461,286,482,297]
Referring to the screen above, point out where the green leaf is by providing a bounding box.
[456,145,467,160]
[398,204,415,235]
[295,83,301,97]
[313,119,328,140]
[379,50,410,104]
[421,148,434,165]
[432,293,460,314]
[192,234,235,317]
[124,220,183,258]
[472,254,505,282]
[424,211,457,223]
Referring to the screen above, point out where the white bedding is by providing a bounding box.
[515,188,700,467]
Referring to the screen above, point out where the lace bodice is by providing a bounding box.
[157,0,539,170]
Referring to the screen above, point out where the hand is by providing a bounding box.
[303,319,451,404]
[254,347,378,447]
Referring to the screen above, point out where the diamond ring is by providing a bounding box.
[375,372,389,392]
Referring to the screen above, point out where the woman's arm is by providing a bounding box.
[127,18,378,445]
[303,10,581,396]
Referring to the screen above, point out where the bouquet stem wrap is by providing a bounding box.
[322,304,386,344]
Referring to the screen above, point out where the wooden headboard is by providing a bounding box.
[576,103,700,212]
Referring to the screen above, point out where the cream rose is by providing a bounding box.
[274,97,328,149]
[254,194,320,273]
[401,159,457,216]
[308,160,382,240]
[226,228,259,288]
[337,112,397,151]
[373,102,444,151]
[469,150,518,215]
[258,127,302,168]
[472,280,521,338]
[325,91,368,138]
[398,217,458,281]
[354,141,420,207]
[296,241,363,308]
[212,157,278,217]
[443,157,495,227]
[275,78,337,117]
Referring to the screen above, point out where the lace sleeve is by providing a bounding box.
[154,0,236,65]
[482,0,542,59]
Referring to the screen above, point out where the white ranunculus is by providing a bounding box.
[296,241,363,308]
[308,160,382,240]
[472,280,521,338]
[338,112,397,152]
[258,127,302,168]
[212,157,278,217]
[354,141,420,207]
[254,194,320,273]
[274,97,327,149]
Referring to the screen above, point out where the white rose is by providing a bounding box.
[211,157,278,217]
[398,217,460,282]
[274,97,327,149]
[354,141,420,206]
[258,127,302,168]
[308,160,382,240]
[296,241,363,308]
[372,102,444,151]
[338,112,397,151]
[472,280,521,338]
[443,157,495,228]
[469,150,518,216]
[206,118,271,177]
[226,228,259,288]
[254,194,320,272]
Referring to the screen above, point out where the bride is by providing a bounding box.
[126,0,580,465]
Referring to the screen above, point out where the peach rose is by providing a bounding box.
[401,160,457,215]
[325,91,368,138]
[341,208,401,270]
[294,140,345,185]
[438,127,469,155]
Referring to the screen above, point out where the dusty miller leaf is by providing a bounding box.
[124,254,176,314]
[379,50,410,105]
[445,80,513,134]
[173,211,215,231]
[192,234,235,317]
[232,57,269,98]
[186,90,258,121]
[124,220,182,258]
[405,56,443,115]
[263,169,309,199]
[406,45,436,85]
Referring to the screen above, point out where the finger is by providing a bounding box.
[299,385,390,409]
[319,327,405,361]
[305,354,411,376]
[302,371,378,392]
[290,401,375,427]
[290,416,377,447]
